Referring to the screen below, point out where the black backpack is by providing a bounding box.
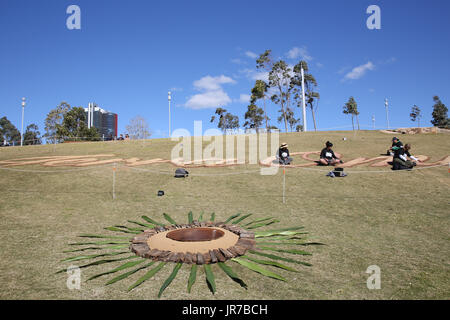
[174,168,189,178]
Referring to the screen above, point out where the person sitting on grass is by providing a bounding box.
[277,142,293,165]
[319,141,343,166]
[388,136,403,156]
[392,143,420,170]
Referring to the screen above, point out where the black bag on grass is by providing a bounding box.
[174,168,189,178]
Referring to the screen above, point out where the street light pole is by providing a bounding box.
[21,97,26,146]
[168,91,171,137]
[384,98,390,129]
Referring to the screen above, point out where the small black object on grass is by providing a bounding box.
[157,190,164,196]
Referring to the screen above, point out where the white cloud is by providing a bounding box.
[231,58,245,65]
[342,61,375,81]
[245,51,258,59]
[169,87,183,92]
[286,46,313,61]
[193,75,235,91]
[185,75,235,109]
[185,90,232,110]
[237,94,251,104]
[240,68,269,82]
[316,62,324,68]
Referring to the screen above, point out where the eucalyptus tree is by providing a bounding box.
[256,50,292,132]
[243,103,264,131]
[44,101,71,143]
[410,105,422,127]
[343,97,360,131]
[250,80,270,130]
[431,96,449,127]
[210,108,240,133]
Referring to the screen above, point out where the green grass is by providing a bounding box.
[0,130,449,299]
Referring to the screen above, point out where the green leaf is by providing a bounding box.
[258,246,312,256]
[254,227,305,238]
[243,256,298,272]
[187,264,197,293]
[69,240,129,246]
[104,227,140,234]
[106,261,155,285]
[55,255,139,274]
[225,213,241,224]
[231,257,286,281]
[61,251,129,262]
[247,219,279,229]
[113,225,144,232]
[244,217,273,226]
[256,241,324,246]
[163,213,177,225]
[158,263,182,298]
[187,211,193,224]
[218,262,247,289]
[127,262,166,292]
[232,214,252,225]
[88,259,146,281]
[210,212,216,222]
[64,244,128,253]
[198,212,204,222]
[127,220,154,228]
[249,250,312,267]
[141,215,165,227]
[78,234,129,239]
[204,264,216,294]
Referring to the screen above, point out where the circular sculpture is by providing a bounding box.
[130,221,256,264]
[59,212,320,298]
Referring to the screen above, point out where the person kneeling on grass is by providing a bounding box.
[387,136,403,156]
[319,141,344,166]
[277,142,293,165]
[392,143,420,170]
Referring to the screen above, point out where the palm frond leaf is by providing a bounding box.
[246,219,279,229]
[204,264,216,294]
[224,213,241,224]
[163,213,177,225]
[188,211,194,224]
[243,256,298,272]
[127,220,154,228]
[244,217,273,226]
[61,251,129,263]
[55,255,139,274]
[258,246,312,256]
[127,262,166,292]
[158,263,182,298]
[187,264,197,293]
[69,240,129,246]
[141,215,165,227]
[107,262,155,285]
[218,262,247,289]
[210,212,216,222]
[232,213,252,225]
[88,260,146,281]
[231,257,286,281]
[104,227,140,234]
[249,250,312,267]
[64,244,128,253]
[78,234,129,240]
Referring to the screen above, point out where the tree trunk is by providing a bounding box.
[356,114,360,130]
[310,104,317,131]
[263,95,268,130]
[351,115,354,131]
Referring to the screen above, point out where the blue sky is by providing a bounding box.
[1,0,449,140]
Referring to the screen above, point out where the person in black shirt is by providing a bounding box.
[319,141,343,166]
[392,143,420,170]
[277,143,292,165]
[387,137,403,156]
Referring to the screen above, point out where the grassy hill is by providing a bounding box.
[0,130,449,299]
